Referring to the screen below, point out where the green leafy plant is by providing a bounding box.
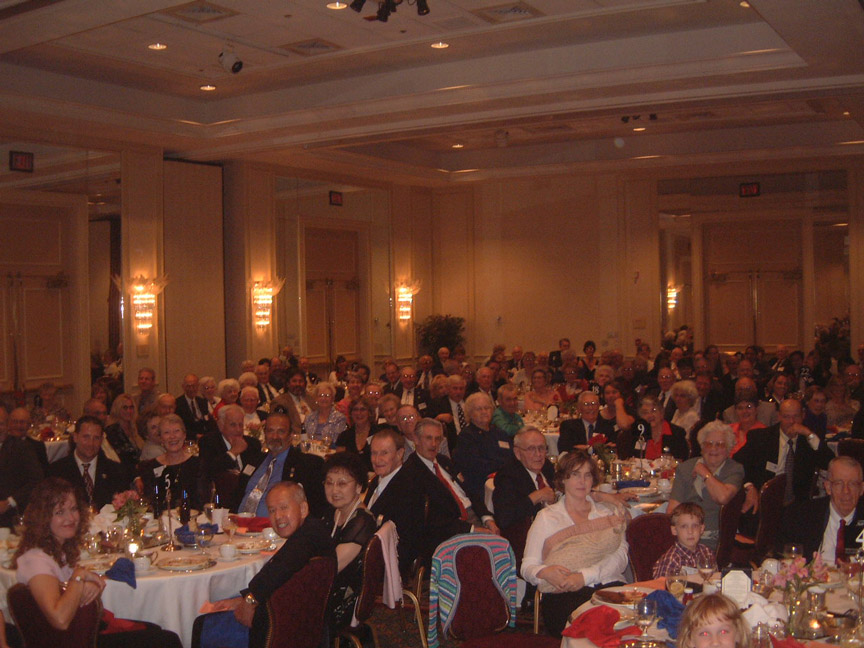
[415,314,466,356]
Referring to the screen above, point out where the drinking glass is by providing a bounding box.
[783,543,803,560]
[697,556,716,585]
[635,598,657,637]
[204,502,215,523]
[222,516,237,544]
[196,527,214,555]
[666,568,687,598]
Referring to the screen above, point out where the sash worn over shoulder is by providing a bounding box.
[538,510,626,593]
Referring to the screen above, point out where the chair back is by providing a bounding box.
[839,439,864,469]
[7,583,102,648]
[448,546,510,640]
[213,470,241,510]
[715,487,746,568]
[353,533,386,624]
[499,516,532,571]
[754,476,786,561]
[266,556,337,648]
[625,513,674,581]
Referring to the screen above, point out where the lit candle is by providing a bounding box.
[127,540,140,557]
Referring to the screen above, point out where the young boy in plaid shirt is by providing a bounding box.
[652,502,715,578]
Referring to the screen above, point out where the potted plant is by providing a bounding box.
[415,314,466,356]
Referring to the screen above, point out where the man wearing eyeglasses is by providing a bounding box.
[777,456,864,563]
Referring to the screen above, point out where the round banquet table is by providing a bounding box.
[0,538,273,648]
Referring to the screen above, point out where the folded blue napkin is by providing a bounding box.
[105,557,136,589]
[646,589,684,639]
[198,610,250,648]
[614,480,651,490]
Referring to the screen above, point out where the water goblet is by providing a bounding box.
[222,516,237,544]
[697,556,716,586]
[635,598,657,638]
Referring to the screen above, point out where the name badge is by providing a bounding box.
[243,464,256,476]
[766,461,779,473]
[498,440,510,449]
[418,403,427,410]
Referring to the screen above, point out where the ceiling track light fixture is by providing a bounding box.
[355,0,428,18]
[349,0,365,9]
[376,0,397,22]
[218,46,243,74]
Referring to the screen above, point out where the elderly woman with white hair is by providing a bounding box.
[671,380,701,434]
[212,377,240,421]
[666,420,745,550]
[303,381,348,446]
[199,376,219,413]
[453,392,512,507]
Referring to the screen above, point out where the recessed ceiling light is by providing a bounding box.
[739,1,750,7]
[843,111,851,116]
[200,84,217,92]
[633,127,646,132]
[148,42,167,50]
[431,41,449,49]
[327,1,347,8]
[451,143,464,149]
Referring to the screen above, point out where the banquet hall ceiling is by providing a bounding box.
[0,0,863,191]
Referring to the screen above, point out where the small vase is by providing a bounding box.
[785,589,808,638]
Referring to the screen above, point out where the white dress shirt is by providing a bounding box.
[369,465,402,507]
[820,503,855,564]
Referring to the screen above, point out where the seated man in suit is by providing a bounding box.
[735,398,834,512]
[8,407,48,472]
[48,415,129,509]
[199,404,265,511]
[427,374,469,452]
[557,390,616,454]
[0,406,43,527]
[237,412,327,517]
[777,456,864,563]
[207,481,335,648]
[391,366,429,415]
[270,368,314,436]
[255,362,280,406]
[722,377,779,428]
[404,418,497,560]
[365,429,426,573]
[175,373,216,439]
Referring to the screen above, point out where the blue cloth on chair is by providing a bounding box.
[198,611,249,648]
[105,557,136,589]
[614,480,650,490]
[645,590,684,639]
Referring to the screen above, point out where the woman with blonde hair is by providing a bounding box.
[104,393,143,474]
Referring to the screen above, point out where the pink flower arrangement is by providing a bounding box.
[773,552,830,597]
[112,490,147,522]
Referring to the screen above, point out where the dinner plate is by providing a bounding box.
[619,486,658,498]
[591,586,653,609]
[80,556,118,575]
[157,556,216,572]
[236,539,271,554]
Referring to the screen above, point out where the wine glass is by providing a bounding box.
[635,598,657,637]
[222,516,237,544]
[697,556,716,586]
[204,502,215,524]
[196,526,214,555]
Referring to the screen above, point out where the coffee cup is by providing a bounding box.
[211,508,228,531]
[133,555,151,572]
[262,527,278,542]
[598,483,614,493]
[761,558,780,575]
[220,543,238,560]
[657,478,672,493]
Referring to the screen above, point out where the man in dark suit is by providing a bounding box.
[427,374,468,452]
[650,367,678,421]
[548,338,570,370]
[465,366,497,402]
[777,456,864,562]
[735,399,834,512]
[404,418,497,560]
[557,391,616,454]
[48,415,129,509]
[207,482,335,648]
[416,355,436,391]
[8,407,49,472]
[270,369,314,436]
[238,412,326,518]
[389,366,430,415]
[0,406,43,527]
[199,404,265,511]
[365,428,427,573]
[694,370,723,423]
[255,363,280,406]
[175,373,216,439]
[381,361,401,395]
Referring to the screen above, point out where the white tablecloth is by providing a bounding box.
[45,439,71,463]
[0,539,272,648]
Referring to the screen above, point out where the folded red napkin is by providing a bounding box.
[770,635,809,648]
[562,605,640,648]
[101,609,147,634]
[229,516,271,532]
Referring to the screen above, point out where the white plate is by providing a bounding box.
[236,539,270,554]
[80,556,118,575]
[591,586,653,609]
[619,486,659,498]
[157,556,215,572]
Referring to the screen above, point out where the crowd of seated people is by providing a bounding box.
[2,333,864,644]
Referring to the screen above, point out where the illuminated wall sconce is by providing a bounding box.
[394,280,421,323]
[666,285,678,310]
[251,279,285,329]
[112,274,169,335]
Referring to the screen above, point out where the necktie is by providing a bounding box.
[423,373,430,390]
[241,457,275,514]
[81,462,94,502]
[587,423,594,440]
[368,483,382,508]
[783,439,795,505]
[190,398,201,420]
[536,473,547,490]
[837,519,847,564]
[434,462,468,521]
[456,402,468,431]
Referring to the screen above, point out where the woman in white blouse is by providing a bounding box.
[521,449,628,637]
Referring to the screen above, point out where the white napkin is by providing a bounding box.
[741,592,788,628]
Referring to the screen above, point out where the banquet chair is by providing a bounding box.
[336,523,428,648]
[439,544,558,648]
[838,439,864,469]
[715,487,746,568]
[730,476,785,566]
[265,556,337,648]
[625,513,674,581]
[7,582,102,648]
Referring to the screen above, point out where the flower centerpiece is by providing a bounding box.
[112,490,149,537]
[588,434,617,472]
[773,553,831,636]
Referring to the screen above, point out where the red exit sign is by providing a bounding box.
[9,151,34,172]
[739,182,760,197]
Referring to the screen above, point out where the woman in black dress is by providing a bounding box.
[322,452,376,636]
[334,397,377,473]
[135,414,204,513]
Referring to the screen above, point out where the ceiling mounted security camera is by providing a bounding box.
[219,49,243,74]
